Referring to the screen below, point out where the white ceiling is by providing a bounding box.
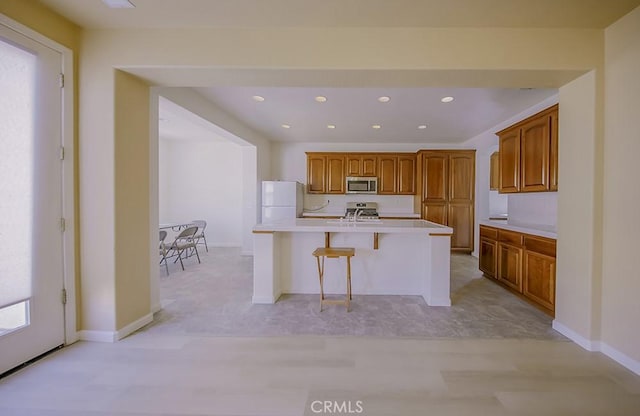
[36,0,637,143]
[195,86,557,143]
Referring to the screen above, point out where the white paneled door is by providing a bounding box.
[0,25,65,375]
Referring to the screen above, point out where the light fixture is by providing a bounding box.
[418,125,427,129]
[281,124,291,129]
[378,96,390,103]
[252,95,265,102]
[372,124,382,129]
[441,96,454,103]
[315,96,327,103]
[101,0,135,8]
[327,124,336,129]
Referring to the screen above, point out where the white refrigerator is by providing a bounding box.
[261,181,304,223]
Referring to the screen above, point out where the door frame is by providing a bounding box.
[0,14,77,344]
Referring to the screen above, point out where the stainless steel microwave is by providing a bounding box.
[346,176,378,194]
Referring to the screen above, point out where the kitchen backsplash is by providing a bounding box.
[304,194,415,214]
[508,192,557,229]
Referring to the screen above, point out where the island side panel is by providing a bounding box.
[423,234,452,306]
[279,231,428,296]
[252,231,282,303]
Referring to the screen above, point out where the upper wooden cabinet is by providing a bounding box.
[378,155,397,194]
[306,152,414,195]
[489,151,499,191]
[497,104,558,193]
[306,153,345,194]
[378,154,416,195]
[418,150,475,252]
[397,155,416,194]
[346,154,377,177]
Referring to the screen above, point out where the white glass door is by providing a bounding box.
[0,24,65,375]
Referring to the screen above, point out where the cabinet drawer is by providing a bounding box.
[524,235,556,257]
[498,229,523,246]
[480,225,498,240]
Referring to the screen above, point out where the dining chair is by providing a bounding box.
[159,230,169,275]
[191,220,208,252]
[164,226,200,271]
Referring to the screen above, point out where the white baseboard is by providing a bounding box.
[151,302,162,313]
[78,330,117,343]
[552,320,601,351]
[601,342,640,376]
[252,295,277,304]
[78,313,153,343]
[116,313,153,340]
[424,296,451,307]
[553,320,640,376]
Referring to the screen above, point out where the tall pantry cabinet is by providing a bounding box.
[416,150,476,252]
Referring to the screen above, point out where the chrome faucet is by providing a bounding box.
[354,208,363,222]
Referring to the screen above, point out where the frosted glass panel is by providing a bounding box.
[0,39,35,309]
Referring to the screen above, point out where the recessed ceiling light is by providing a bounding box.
[372,124,382,129]
[327,124,336,129]
[418,125,427,129]
[378,96,390,103]
[315,96,327,103]
[252,95,265,102]
[281,124,291,129]
[441,96,454,103]
[101,0,135,8]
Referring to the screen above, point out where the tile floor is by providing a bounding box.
[0,248,639,415]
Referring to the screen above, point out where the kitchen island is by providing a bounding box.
[252,218,453,306]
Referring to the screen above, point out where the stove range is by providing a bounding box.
[345,202,379,219]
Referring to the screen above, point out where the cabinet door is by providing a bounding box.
[422,152,448,202]
[498,242,523,292]
[490,151,500,190]
[378,155,397,194]
[521,116,550,192]
[422,202,447,225]
[326,155,345,194]
[449,152,474,203]
[397,155,416,194]
[307,154,326,193]
[346,155,361,176]
[449,203,473,251]
[479,238,497,278]
[362,155,378,176]
[549,107,559,191]
[499,129,521,193]
[523,250,556,312]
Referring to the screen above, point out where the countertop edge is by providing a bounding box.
[254,218,453,234]
[479,219,557,239]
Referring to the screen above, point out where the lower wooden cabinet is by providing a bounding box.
[523,250,556,311]
[498,242,523,292]
[479,238,497,278]
[479,225,556,315]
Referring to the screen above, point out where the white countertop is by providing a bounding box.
[254,218,453,235]
[302,211,420,218]
[480,219,557,239]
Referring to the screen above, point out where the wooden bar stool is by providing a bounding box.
[312,247,355,312]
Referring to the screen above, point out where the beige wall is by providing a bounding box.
[7,2,640,370]
[602,7,640,364]
[114,70,151,329]
[556,71,602,343]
